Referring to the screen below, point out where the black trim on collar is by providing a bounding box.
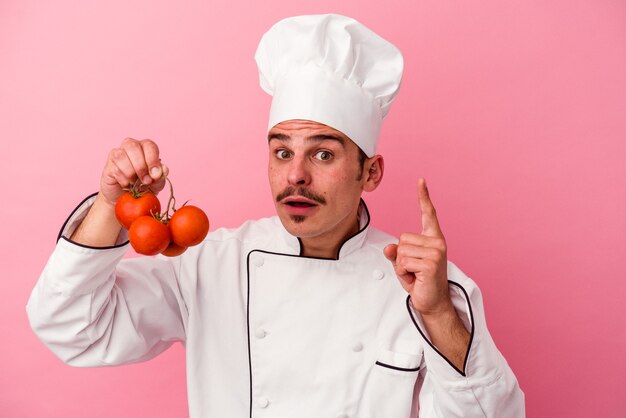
[375,361,420,372]
[57,192,129,250]
[296,198,371,260]
[405,281,475,377]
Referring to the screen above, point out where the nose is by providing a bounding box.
[287,155,311,186]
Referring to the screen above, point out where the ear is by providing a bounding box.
[362,155,384,192]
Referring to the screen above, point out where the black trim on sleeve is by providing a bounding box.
[56,192,129,250]
[405,281,475,377]
[375,361,420,372]
[58,235,129,250]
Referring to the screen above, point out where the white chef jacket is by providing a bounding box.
[27,194,525,417]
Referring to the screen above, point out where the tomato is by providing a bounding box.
[115,191,161,230]
[161,241,187,257]
[129,216,171,255]
[169,205,209,247]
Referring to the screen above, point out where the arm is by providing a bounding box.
[70,137,167,248]
[384,179,471,371]
[409,265,525,417]
[385,179,525,417]
[26,138,187,366]
[69,192,123,247]
[416,298,469,372]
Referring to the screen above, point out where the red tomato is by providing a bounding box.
[169,205,209,247]
[129,216,171,255]
[161,241,187,257]
[115,191,161,230]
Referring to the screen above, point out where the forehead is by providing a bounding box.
[268,119,356,149]
[269,120,349,139]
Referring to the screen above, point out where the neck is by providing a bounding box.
[300,214,361,259]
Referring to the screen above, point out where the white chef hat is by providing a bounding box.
[255,14,404,157]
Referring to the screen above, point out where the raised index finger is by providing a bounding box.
[418,178,444,238]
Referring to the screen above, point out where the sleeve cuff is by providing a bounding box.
[45,236,129,296]
[407,262,510,389]
[57,192,129,249]
[406,280,475,378]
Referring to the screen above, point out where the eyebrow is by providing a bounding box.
[267,132,346,145]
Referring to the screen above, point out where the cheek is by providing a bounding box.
[323,170,362,200]
[267,163,278,180]
[268,164,285,193]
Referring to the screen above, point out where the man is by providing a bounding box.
[27,14,525,417]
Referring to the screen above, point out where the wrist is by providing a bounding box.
[69,193,123,246]
[421,311,456,327]
[95,192,117,210]
[416,300,458,327]
[414,299,470,373]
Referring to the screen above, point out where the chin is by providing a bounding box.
[289,215,307,224]
[278,212,314,238]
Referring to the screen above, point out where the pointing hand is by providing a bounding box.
[384,178,452,316]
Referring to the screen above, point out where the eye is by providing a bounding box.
[275,149,292,160]
[314,150,333,161]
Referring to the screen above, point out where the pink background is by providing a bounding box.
[1,1,625,416]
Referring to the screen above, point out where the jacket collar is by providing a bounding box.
[279,199,371,260]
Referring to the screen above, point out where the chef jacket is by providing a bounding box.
[27,193,525,417]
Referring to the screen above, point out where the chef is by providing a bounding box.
[27,13,525,418]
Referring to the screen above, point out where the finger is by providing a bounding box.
[383,244,398,264]
[384,244,403,274]
[109,148,137,187]
[396,271,416,291]
[399,232,446,252]
[122,138,152,185]
[396,244,441,261]
[384,244,411,278]
[149,164,169,194]
[140,139,162,180]
[418,178,444,238]
[399,257,437,277]
[101,159,127,189]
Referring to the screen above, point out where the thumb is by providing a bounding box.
[384,243,412,290]
[383,244,398,264]
[149,164,169,194]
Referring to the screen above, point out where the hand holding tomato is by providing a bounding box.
[70,138,167,249]
[100,137,168,206]
[71,137,205,251]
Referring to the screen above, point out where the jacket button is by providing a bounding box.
[256,397,269,408]
[372,269,384,280]
[352,342,363,352]
[255,329,267,339]
[253,257,265,267]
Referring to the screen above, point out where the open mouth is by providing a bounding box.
[281,197,320,215]
[286,201,316,208]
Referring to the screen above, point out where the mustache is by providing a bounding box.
[276,187,327,205]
